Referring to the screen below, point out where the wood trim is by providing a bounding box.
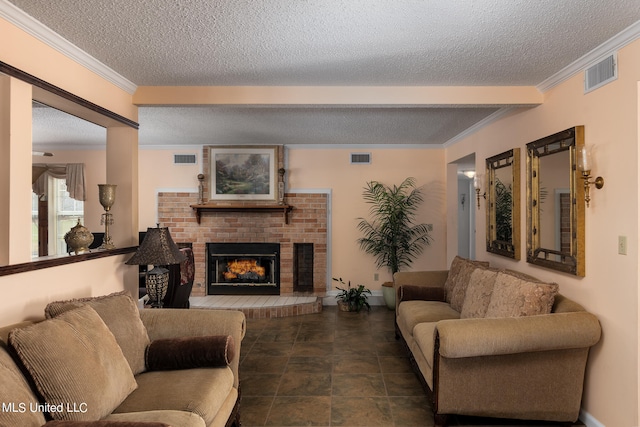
[0,247,137,277]
[0,60,139,129]
[190,203,293,224]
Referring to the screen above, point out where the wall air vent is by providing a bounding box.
[173,154,197,165]
[350,153,371,164]
[584,53,617,94]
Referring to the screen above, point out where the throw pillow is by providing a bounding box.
[0,346,47,427]
[145,335,235,371]
[485,272,559,318]
[443,256,489,305]
[460,267,499,318]
[9,305,138,421]
[45,291,150,375]
[399,285,445,303]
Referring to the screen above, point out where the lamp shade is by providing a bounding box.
[126,227,186,266]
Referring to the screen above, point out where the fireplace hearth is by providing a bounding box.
[207,242,280,295]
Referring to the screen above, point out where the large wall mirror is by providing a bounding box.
[526,126,585,276]
[486,148,520,259]
[1,61,138,270]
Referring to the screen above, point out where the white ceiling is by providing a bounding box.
[7,0,640,149]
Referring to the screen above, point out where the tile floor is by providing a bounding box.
[238,305,585,427]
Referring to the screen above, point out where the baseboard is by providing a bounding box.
[580,409,605,427]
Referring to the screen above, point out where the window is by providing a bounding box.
[31,177,84,257]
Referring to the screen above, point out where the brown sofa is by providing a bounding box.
[0,292,245,427]
[393,256,601,426]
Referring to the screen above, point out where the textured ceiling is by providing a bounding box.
[11,0,640,148]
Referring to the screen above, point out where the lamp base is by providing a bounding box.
[146,266,169,308]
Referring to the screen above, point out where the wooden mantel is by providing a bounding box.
[190,203,293,224]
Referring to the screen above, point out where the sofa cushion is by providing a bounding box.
[113,367,235,426]
[145,335,235,371]
[485,272,559,318]
[0,345,47,427]
[397,300,459,339]
[45,291,150,375]
[443,256,490,310]
[104,410,206,427]
[9,305,137,421]
[44,421,170,427]
[460,267,500,318]
[412,322,438,374]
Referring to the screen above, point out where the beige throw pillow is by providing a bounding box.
[460,267,499,318]
[485,272,559,318]
[0,347,47,427]
[9,305,137,421]
[443,256,489,307]
[45,291,149,375]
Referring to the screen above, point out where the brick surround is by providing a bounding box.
[157,192,328,297]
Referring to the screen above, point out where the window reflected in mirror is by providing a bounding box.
[486,148,520,259]
[31,102,105,258]
[526,126,585,276]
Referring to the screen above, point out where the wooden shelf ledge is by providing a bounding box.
[190,203,293,224]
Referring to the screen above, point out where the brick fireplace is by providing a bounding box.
[157,192,328,297]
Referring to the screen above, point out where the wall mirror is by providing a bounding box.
[526,126,585,276]
[486,148,520,259]
[1,61,137,270]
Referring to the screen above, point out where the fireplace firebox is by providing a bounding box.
[207,243,280,295]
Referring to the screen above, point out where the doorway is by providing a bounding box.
[452,154,477,259]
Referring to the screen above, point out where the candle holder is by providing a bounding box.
[278,168,286,205]
[98,184,117,249]
[197,173,206,204]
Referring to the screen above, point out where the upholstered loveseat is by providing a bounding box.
[0,291,245,427]
[394,256,601,426]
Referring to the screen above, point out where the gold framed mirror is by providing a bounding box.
[526,126,585,276]
[486,148,520,259]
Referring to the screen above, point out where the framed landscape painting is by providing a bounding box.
[209,146,277,201]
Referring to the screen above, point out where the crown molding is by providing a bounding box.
[0,0,137,94]
[537,20,640,93]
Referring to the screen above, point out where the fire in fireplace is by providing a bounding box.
[207,243,280,295]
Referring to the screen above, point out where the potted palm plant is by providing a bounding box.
[357,177,433,309]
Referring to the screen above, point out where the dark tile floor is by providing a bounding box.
[239,306,584,427]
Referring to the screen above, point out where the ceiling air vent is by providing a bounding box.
[350,153,371,165]
[173,154,197,165]
[584,53,617,94]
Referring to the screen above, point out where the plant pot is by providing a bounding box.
[337,301,351,312]
[381,282,396,310]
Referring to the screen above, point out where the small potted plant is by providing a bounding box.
[333,277,371,312]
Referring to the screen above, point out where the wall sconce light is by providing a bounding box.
[576,146,604,207]
[473,174,486,209]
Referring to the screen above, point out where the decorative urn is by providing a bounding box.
[64,219,94,255]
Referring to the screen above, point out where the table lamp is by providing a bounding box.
[126,226,186,307]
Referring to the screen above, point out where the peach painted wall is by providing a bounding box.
[0,18,136,121]
[288,147,447,290]
[0,254,136,325]
[137,148,201,229]
[445,39,640,427]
